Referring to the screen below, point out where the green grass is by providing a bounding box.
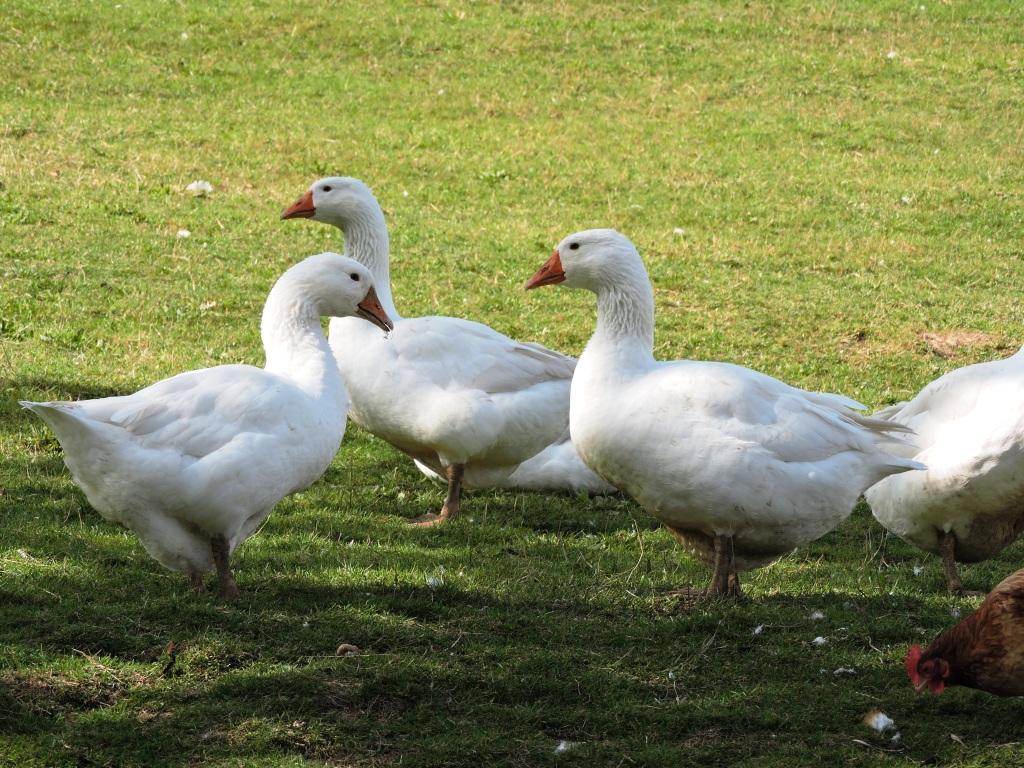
[3,1,1024,765]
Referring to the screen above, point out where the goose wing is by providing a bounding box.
[386,315,575,395]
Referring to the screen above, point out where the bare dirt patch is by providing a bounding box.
[919,330,1001,358]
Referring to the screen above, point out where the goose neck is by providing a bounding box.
[260,281,343,401]
[340,209,400,319]
[591,277,656,358]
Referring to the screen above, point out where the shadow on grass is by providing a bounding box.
[4,515,1024,768]
[2,573,1009,768]
[6,467,1024,766]
[6,377,130,404]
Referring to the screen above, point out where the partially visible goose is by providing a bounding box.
[865,347,1024,595]
[525,229,924,597]
[22,253,392,599]
[281,177,614,525]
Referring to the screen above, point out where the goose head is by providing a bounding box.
[288,252,393,332]
[281,176,379,229]
[524,228,643,294]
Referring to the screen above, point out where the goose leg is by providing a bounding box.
[940,531,984,597]
[440,463,465,522]
[708,534,734,597]
[210,534,240,601]
[727,570,743,598]
[410,464,465,527]
[188,572,206,593]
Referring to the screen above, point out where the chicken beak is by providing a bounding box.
[913,678,932,695]
[281,189,315,220]
[524,249,566,290]
[355,286,393,333]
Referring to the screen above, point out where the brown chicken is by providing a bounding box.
[907,568,1024,696]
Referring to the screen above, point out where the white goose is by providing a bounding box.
[865,347,1024,594]
[22,253,392,599]
[525,229,924,596]
[281,177,614,525]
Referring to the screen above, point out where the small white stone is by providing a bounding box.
[752,624,764,636]
[402,190,409,197]
[809,610,825,620]
[180,31,189,40]
[437,88,445,95]
[426,574,443,588]
[951,607,961,618]
[900,194,912,205]
[812,636,828,647]
[176,228,191,238]
[886,50,898,60]
[833,667,856,676]
[913,565,925,576]
[673,227,685,235]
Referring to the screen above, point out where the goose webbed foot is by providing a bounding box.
[952,587,986,598]
[218,582,241,601]
[663,585,704,611]
[210,534,240,601]
[409,511,444,527]
[409,500,459,527]
[409,463,464,527]
[727,571,744,598]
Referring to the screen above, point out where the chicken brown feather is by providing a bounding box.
[908,568,1024,696]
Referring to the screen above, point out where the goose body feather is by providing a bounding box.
[284,177,615,495]
[22,253,386,583]
[866,347,1024,560]
[531,229,923,572]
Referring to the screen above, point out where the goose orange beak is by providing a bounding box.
[355,286,393,333]
[281,189,315,220]
[524,250,565,290]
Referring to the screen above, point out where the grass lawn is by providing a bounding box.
[3,1,1024,765]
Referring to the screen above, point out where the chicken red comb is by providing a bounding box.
[905,644,923,683]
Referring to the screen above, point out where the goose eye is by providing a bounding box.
[323,185,332,192]
[569,242,580,250]
[349,273,360,281]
